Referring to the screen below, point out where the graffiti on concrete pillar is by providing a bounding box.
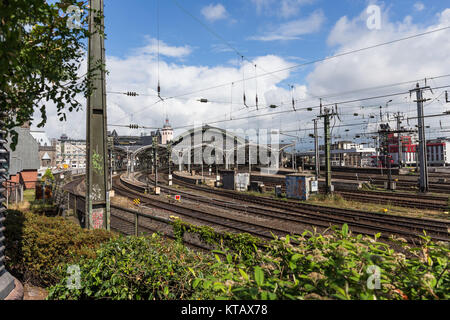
[92,151,104,176]
[92,208,104,229]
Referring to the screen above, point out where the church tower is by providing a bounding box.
[161,117,173,145]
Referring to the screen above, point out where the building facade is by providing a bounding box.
[5,125,40,188]
[30,131,57,170]
[55,134,86,169]
[386,133,450,167]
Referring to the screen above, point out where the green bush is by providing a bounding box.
[41,168,55,182]
[47,222,449,300]
[195,227,450,300]
[4,210,115,286]
[47,235,223,300]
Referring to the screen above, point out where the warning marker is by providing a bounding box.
[133,198,141,206]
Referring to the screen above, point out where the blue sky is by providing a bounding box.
[38,0,450,150]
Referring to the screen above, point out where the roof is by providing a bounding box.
[30,131,52,147]
[42,152,51,161]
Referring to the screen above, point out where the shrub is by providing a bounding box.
[47,234,223,300]
[46,221,449,300]
[4,210,115,287]
[196,227,450,300]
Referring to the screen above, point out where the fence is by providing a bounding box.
[3,182,23,207]
[64,188,213,251]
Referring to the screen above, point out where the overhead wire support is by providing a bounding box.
[290,85,296,111]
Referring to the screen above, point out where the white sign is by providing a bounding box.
[311,180,319,192]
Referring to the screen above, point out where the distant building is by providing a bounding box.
[108,118,174,147]
[55,134,86,169]
[161,117,173,145]
[5,124,40,188]
[301,141,376,167]
[386,134,450,167]
[30,131,57,169]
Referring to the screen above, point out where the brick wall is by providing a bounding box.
[19,170,37,189]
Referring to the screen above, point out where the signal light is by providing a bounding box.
[129,124,139,129]
[126,92,138,97]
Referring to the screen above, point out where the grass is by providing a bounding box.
[304,194,450,220]
[238,189,449,220]
[23,189,35,203]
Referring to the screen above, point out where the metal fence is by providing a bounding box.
[3,182,24,207]
[64,189,214,251]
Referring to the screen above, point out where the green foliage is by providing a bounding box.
[47,222,449,300]
[195,225,449,300]
[47,235,222,300]
[0,0,103,149]
[4,210,114,286]
[41,168,55,183]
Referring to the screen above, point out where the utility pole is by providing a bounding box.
[314,119,320,181]
[411,83,431,193]
[379,124,393,190]
[318,101,337,195]
[394,113,404,168]
[168,142,172,186]
[153,136,158,193]
[85,0,110,230]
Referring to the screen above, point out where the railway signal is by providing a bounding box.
[175,195,181,202]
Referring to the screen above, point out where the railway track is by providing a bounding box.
[127,172,450,243]
[249,175,450,211]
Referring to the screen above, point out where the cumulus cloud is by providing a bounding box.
[134,37,193,58]
[201,3,228,22]
[305,7,450,138]
[32,40,297,140]
[251,0,316,18]
[414,2,425,12]
[249,10,325,41]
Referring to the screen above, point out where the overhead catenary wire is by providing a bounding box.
[113,84,450,131]
[156,26,450,102]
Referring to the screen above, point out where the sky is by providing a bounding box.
[34,0,450,151]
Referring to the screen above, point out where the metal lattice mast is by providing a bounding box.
[411,83,430,193]
[85,0,110,230]
[0,113,15,299]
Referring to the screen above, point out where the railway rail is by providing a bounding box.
[248,174,450,211]
[126,172,450,243]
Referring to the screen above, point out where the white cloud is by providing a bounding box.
[414,2,425,12]
[201,3,228,22]
[249,10,325,41]
[251,0,316,18]
[135,37,193,58]
[305,8,450,138]
[32,44,297,140]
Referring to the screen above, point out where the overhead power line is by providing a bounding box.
[161,26,450,101]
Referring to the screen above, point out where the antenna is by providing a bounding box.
[320,98,323,116]
[241,56,249,108]
[290,85,296,111]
